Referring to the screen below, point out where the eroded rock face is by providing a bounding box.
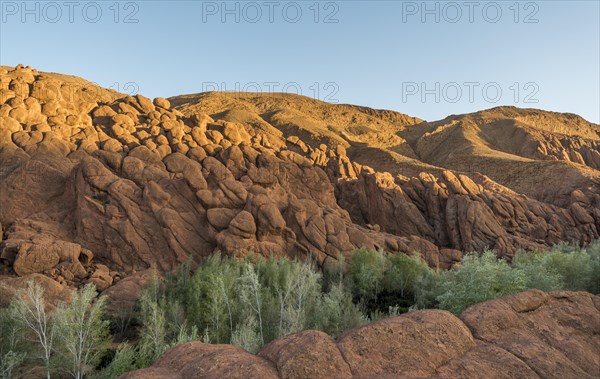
[338,310,475,378]
[0,64,599,294]
[120,342,279,379]
[258,330,352,379]
[336,168,599,257]
[120,290,600,379]
[459,289,600,379]
[102,269,156,319]
[0,65,446,290]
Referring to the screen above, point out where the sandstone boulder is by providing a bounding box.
[228,210,257,239]
[459,289,600,379]
[120,342,279,379]
[153,97,170,109]
[337,310,475,378]
[258,330,352,379]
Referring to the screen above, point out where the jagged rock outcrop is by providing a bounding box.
[336,168,599,257]
[0,65,599,292]
[120,289,600,379]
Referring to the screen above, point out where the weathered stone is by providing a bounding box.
[258,330,352,379]
[207,208,239,230]
[228,210,256,238]
[153,97,170,109]
[121,342,279,379]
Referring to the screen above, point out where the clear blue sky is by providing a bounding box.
[1,1,598,122]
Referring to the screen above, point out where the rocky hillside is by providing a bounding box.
[121,289,600,379]
[0,64,599,291]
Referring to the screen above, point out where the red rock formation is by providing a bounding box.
[0,64,598,292]
[121,342,279,379]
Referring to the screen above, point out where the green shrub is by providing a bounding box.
[139,254,368,354]
[53,284,111,379]
[512,251,564,292]
[322,254,346,292]
[436,251,526,315]
[0,309,26,379]
[383,253,431,299]
[311,282,366,336]
[230,315,262,354]
[513,242,600,294]
[346,248,387,304]
[8,240,600,377]
[587,241,600,294]
[544,249,592,291]
[412,269,446,310]
[94,344,137,379]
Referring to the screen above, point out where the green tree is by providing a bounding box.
[312,282,365,336]
[9,281,54,379]
[436,251,526,315]
[512,251,563,291]
[544,246,593,291]
[283,261,321,335]
[256,258,322,339]
[383,253,431,301]
[587,240,600,294]
[54,284,111,379]
[237,262,265,346]
[0,350,26,379]
[187,255,240,344]
[346,248,387,304]
[137,273,168,367]
[412,269,446,310]
[0,309,26,379]
[94,344,137,379]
